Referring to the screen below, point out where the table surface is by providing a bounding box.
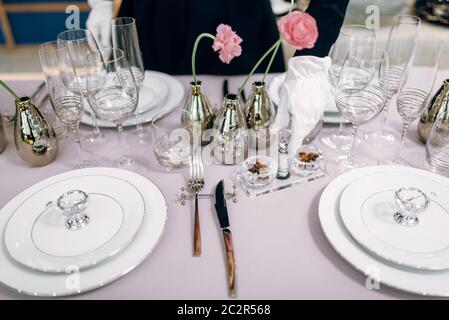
[0,73,446,300]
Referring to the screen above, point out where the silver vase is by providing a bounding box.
[181,81,215,145]
[213,93,248,165]
[14,97,58,166]
[418,79,449,143]
[0,114,6,153]
[244,81,276,150]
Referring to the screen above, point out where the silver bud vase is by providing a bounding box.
[14,97,58,166]
[244,81,276,151]
[213,93,248,165]
[181,81,215,145]
[418,79,449,144]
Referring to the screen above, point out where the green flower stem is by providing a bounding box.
[262,0,295,83]
[0,80,20,101]
[191,33,216,84]
[237,38,281,97]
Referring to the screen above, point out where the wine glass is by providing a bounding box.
[57,29,106,148]
[321,25,376,151]
[325,46,389,177]
[111,17,148,142]
[381,40,441,166]
[38,41,100,168]
[86,48,139,168]
[364,15,421,148]
[425,106,449,177]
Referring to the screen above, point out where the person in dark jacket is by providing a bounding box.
[88,0,350,75]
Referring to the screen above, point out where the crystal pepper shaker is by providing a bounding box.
[276,131,290,180]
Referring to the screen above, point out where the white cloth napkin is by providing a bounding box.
[271,56,332,155]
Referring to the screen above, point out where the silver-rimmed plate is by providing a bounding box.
[340,170,449,271]
[319,165,449,297]
[0,168,167,297]
[4,175,145,273]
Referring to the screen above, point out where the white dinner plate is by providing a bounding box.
[4,175,145,273]
[81,70,185,128]
[0,168,167,297]
[319,165,449,297]
[340,171,449,271]
[268,73,344,124]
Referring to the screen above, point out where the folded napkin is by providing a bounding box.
[271,56,332,155]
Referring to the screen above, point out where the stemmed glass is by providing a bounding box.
[325,47,389,177]
[364,15,421,148]
[111,17,147,142]
[321,25,376,151]
[86,48,139,168]
[57,29,105,148]
[380,40,441,166]
[38,41,99,168]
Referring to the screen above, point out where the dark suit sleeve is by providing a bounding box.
[295,0,350,57]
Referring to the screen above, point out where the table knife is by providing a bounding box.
[214,179,236,297]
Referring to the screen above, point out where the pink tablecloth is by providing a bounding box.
[0,74,438,299]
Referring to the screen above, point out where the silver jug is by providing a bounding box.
[245,81,276,150]
[0,114,6,153]
[213,93,248,165]
[418,79,449,143]
[14,97,58,166]
[181,81,215,145]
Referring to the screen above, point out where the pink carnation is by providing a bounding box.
[212,24,243,64]
[278,11,318,51]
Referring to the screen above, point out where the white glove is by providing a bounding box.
[86,0,113,48]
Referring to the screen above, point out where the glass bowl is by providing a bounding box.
[290,145,323,176]
[241,155,276,187]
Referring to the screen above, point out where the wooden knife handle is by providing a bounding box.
[193,193,201,256]
[223,228,236,297]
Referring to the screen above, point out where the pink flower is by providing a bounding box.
[212,24,243,64]
[278,11,318,51]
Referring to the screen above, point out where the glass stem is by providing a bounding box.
[378,97,391,133]
[73,127,85,165]
[117,124,127,160]
[396,121,409,159]
[347,123,359,161]
[338,118,344,134]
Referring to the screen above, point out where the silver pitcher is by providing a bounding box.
[181,81,215,145]
[14,97,58,166]
[245,81,276,150]
[213,93,248,165]
[0,114,6,153]
[418,79,449,143]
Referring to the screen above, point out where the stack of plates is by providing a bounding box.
[81,70,185,128]
[0,168,167,297]
[268,73,345,124]
[319,165,449,297]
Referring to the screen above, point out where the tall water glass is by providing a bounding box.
[364,15,421,147]
[57,29,105,147]
[86,48,139,168]
[381,40,441,166]
[325,47,389,177]
[111,17,147,141]
[321,25,376,151]
[38,41,99,168]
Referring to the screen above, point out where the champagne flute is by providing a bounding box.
[381,40,441,166]
[57,29,106,148]
[325,46,389,177]
[111,17,148,142]
[364,15,421,148]
[38,41,100,168]
[321,25,376,151]
[86,48,139,168]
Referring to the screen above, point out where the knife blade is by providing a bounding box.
[214,180,236,297]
